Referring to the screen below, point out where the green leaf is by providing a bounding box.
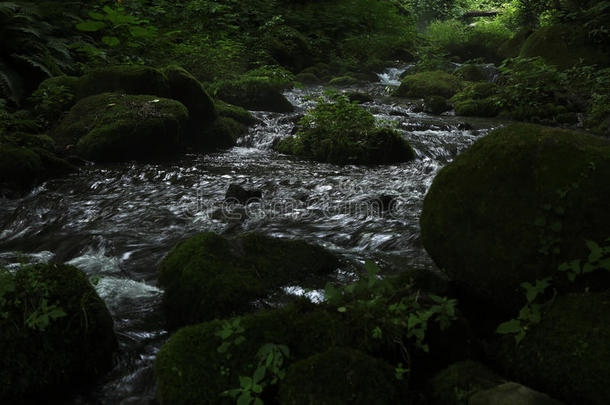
[75,21,106,32]
[550,221,562,232]
[88,11,105,20]
[496,319,522,334]
[586,240,603,262]
[337,306,347,313]
[253,366,266,384]
[130,25,157,38]
[253,398,263,405]
[237,392,252,405]
[239,376,253,390]
[101,36,120,47]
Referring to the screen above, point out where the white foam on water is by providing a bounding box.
[67,246,122,275]
[94,277,162,312]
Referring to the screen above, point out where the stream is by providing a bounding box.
[0,67,504,404]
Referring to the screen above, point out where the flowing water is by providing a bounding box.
[0,67,504,404]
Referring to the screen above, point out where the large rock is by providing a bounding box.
[420,124,610,312]
[163,65,217,133]
[77,65,171,99]
[394,71,463,99]
[157,232,340,327]
[0,263,117,401]
[278,347,405,405]
[495,291,610,405]
[430,360,505,404]
[213,77,295,112]
[519,25,610,69]
[0,133,73,194]
[53,93,189,162]
[469,382,564,405]
[154,302,352,405]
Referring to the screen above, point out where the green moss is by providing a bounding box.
[430,361,505,405]
[215,100,258,126]
[328,76,358,87]
[200,117,246,150]
[163,65,217,131]
[496,291,610,405]
[278,347,405,405]
[295,72,321,84]
[53,93,188,162]
[262,25,312,72]
[453,99,500,117]
[213,77,295,112]
[0,263,117,401]
[0,144,44,190]
[425,96,451,115]
[154,301,352,405]
[455,65,487,82]
[394,71,463,99]
[420,124,610,313]
[157,232,340,328]
[497,29,533,61]
[520,25,610,69]
[77,65,171,99]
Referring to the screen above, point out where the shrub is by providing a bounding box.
[275,94,414,164]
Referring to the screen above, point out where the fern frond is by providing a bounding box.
[10,54,52,77]
[0,59,24,103]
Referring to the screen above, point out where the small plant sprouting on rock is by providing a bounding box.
[497,238,610,344]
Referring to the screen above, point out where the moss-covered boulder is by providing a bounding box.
[455,65,487,82]
[163,65,217,133]
[77,65,171,99]
[453,98,500,117]
[497,29,533,61]
[215,100,258,126]
[425,96,452,115]
[278,347,405,405]
[262,25,313,72]
[213,77,294,112]
[53,93,189,162]
[429,360,505,405]
[276,127,414,165]
[328,76,359,87]
[420,124,610,312]
[201,117,247,149]
[154,302,352,405]
[394,71,463,99]
[0,134,73,193]
[469,382,565,405]
[158,232,340,327]
[295,72,321,84]
[519,25,610,69]
[0,263,117,401]
[495,291,610,405]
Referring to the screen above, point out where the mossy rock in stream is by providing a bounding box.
[0,263,117,401]
[163,65,217,134]
[278,347,406,405]
[53,93,189,162]
[77,65,171,99]
[213,77,295,113]
[420,123,610,313]
[425,96,452,115]
[201,116,247,149]
[394,71,463,99]
[157,232,340,327]
[494,291,610,405]
[519,24,610,69]
[497,29,533,61]
[0,134,73,193]
[215,100,258,126]
[262,25,313,73]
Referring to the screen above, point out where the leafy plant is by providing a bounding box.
[0,265,66,332]
[0,1,73,104]
[223,343,290,405]
[497,238,610,344]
